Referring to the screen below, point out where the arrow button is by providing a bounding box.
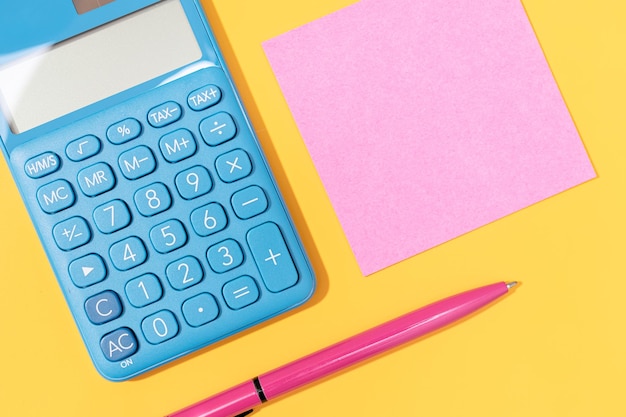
[70,254,107,288]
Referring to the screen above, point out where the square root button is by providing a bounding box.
[246,222,298,292]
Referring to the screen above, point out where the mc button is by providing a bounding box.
[36,180,75,214]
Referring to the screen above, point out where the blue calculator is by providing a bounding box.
[0,0,315,381]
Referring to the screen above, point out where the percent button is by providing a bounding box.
[107,118,142,145]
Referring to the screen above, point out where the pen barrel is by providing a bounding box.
[167,380,261,417]
[259,281,509,399]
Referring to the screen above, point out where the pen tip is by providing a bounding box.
[506,281,518,290]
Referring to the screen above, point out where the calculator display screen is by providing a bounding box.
[0,0,201,134]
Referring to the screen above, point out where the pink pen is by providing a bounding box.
[167,281,517,417]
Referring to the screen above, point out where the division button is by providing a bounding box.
[199,112,236,146]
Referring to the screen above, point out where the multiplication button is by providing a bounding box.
[247,222,298,292]
[215,149,252,183]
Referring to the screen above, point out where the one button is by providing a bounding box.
[85,290,123,325]
[134,182,172,217]
[247,222,298,292]
[215,149,252,183]
[149,219,187,254]
[118,146,156,180]
[24,152,60,178]
[175,165,213,200]
[37,180,75,214]
[231,186,268,219]
[52,217,91,251]
[100,328,138,362]
[159,129,197,163]
[66,135,101,161]
[77,162,116,197]
[199,112,237,146]
[109,236,147,271]
[190,203,228,237]
[107,118,142,144]
[125,274,163,308]
[147,101,182,128]
[93,200,132,234]
[187,84,221,111]
[207,239,243,273]
[222,276,259,310]
[141,310,179,344]
[69,254,107,288]
[165,256,204,290]
[182,293,220,327]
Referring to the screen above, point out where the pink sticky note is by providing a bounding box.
[263,0,596,275]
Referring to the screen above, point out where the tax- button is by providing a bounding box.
[147,101,182,128]
[37,180,75,214]
[247,222,298,292]
[77,163,116,197]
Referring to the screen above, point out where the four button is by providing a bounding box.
[29,87,300,362]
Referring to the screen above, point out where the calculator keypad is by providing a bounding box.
[11,67,315,381]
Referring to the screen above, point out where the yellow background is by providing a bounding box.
[1,0,624,415]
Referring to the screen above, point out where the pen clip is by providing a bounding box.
[235,410,254,417]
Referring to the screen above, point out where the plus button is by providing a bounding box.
[264,249,282,266]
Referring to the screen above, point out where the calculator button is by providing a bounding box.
[36,180,75,214]
[141,310,179,344]
[109,237,148,271]
[175,165,213,200]
[53,216,91,251]
[93,200,132,234]
[199,112,237,146]
[77,162,116,197]
[118,146,156,180]
[134,182,172,217]
[107,118,142,144]
[187,84,221,111]
[125,274,163,308]
[215,149,252,183]
[231,186,268,219]
[24,152,60,178]
[100,328,138,362]
[222,276,259,310]
[165,256,204,290]
[207,239,244,273]
[190,203,228,237]
[66,135,101,162]
[69,254,107,288]
[159,129,197,162]
[182,293,220,327]
[85,290,123,325]
[147,101,182,128]
[149,219,188,253]
[247,222,298,292]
